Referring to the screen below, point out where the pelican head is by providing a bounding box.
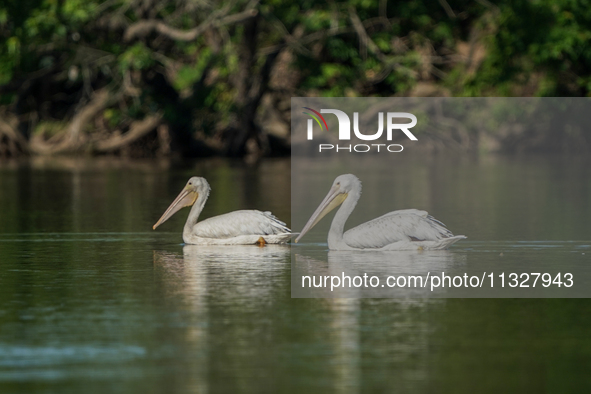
[295,174,360,243]
[153,177,210,230]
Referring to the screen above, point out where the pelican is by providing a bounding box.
[295,174,466,250]
[153,177,293,245]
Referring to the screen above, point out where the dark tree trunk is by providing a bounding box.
[225,16,280,157]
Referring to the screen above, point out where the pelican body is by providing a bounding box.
[295,174,465,251]
[153,177,293,245]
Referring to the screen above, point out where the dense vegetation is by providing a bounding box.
[0,0,590,158]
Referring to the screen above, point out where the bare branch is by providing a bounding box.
[67,90,112,143]
[0,115,29,154]
[124,9,258,42]
[94,114,162,152]
[349,7,387,62]
[30,89,114,155]
[257,16,394,57]
[349,8,416,79]
[437,0,456,18]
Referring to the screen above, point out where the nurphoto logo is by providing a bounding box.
[303,107,417,153]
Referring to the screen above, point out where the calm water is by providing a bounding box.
[0,156,590,393]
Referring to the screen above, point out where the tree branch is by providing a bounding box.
[257,16,395,57]
[94,114,162,152]
[0,115,29,155]
[124,9,258,42]
[349,7,387,62]
[30,89,114,155]
[437,0,456,18]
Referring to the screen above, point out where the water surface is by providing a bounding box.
[0,156,590,393]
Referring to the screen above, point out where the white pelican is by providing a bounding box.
[295,174,466,250]
[153,177,293,245]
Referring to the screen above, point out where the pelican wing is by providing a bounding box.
[192,210,290,239]
[343,209,454,249]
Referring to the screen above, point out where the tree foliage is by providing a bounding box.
[0,0,589,158]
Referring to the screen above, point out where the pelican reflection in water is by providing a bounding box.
[153,177,293,245]
[295,174,465,251]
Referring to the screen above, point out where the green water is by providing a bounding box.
[0,156,590,393]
